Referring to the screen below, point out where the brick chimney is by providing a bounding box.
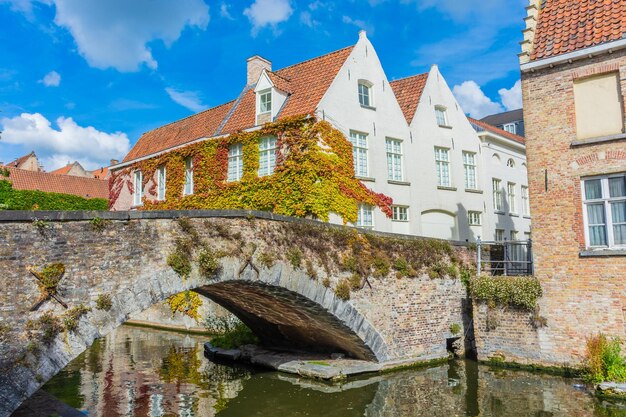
[247,55,271,85]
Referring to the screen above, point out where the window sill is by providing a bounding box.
[570,132,626,147]
[465,188,483,194]
[438,125,453,130]
[494,210,506,215]
[437,186,457,191]
[509,213,520,218]
[360,104,376,111]
[580,249,626,257]
[388,180,411,186]
[357,176,376,182]
[523,215,531,219]
[392,220,409,223]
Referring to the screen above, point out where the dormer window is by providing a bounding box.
[435,106,449,127]
[259,89,272,114]
[358,81,373,108]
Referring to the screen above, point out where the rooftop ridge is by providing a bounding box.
[139,100,236,138]
[274,45,354,74]
[215,85,255,135]
[389,72,429,84]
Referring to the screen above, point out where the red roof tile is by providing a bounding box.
[7,152,38,170]
[389,73,429,125]
[123,101,235,162]
[49,163,74,175]
[266,71,292,94]
[2,166,109,199]
[122,45,354,162]
[531,0,626,61]
[468,117,526,145]
[91,167,110,179]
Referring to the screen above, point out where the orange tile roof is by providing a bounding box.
[531,0,626,61]
[1,166,109,199]
[49,163,74,175]
[123,101,235,162]
[122,45,354,162]
[389,73,429,124]
[468,117,525,145]
[266,71,292,94]
[91,166,110,179]
[8,152,36,168]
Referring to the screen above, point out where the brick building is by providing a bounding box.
[520,0,626,364]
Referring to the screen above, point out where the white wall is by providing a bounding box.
[409,66,485,242]
[316,31,415,236]
[480,134,531,241]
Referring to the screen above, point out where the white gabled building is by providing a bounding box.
[112,31,530,242]
[469,118,531,242]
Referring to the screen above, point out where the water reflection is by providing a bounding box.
[38,325,626,417]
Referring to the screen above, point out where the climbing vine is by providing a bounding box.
[110,115,393,223]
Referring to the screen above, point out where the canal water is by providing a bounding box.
[38,325,625,416]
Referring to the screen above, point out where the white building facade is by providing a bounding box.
[113,31,530,242]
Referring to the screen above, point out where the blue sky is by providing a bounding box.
[0,0,526,171]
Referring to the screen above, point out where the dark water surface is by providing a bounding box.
[39,325,626,416]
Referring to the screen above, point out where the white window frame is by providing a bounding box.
[507,182,516,213]
[183,157,194,195]
[258,136,277,177]
[463,151,477,190]
[392,205,409,222]
[435,106,449,127]
[133,170,143,207]
[503,123,516,134]
[349,131,369,178]
[521,185,530,216]
[258,89,272,114]
[581,174,626,249]
[493,178,503,212]
[510,230,518,241]
[227,143,244,182]
[435,147,451,187]
[507,158,515,168]
[157,166,166,201]
[495,229,505,242]
[386,138,403,181]
[356,204,374,229]
[468,211,481,226]
[358,81,372,107]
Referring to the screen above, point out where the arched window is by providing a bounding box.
[492,153,501,165]
[507,158,515,168]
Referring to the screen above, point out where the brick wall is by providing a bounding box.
[521,50,626,365]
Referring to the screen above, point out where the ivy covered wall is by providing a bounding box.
[110,116,392,224]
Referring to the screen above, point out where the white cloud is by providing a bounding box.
[498,80,522,111]
[0,112,130,170]
[220,3,234,20]
[40,70,60,87]
[244,0,293,35]
[342,15,374,35]
[300,11,314,27]
[452,81,503,119]
[50,0,209,72]
[165,87,207,113]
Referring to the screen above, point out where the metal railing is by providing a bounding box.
[476,238,533,276]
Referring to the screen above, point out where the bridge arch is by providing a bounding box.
[0,210,471,415]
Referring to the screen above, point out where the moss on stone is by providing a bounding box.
[63,304,91,332]
[95,294,112,311]
[334,279,351,300]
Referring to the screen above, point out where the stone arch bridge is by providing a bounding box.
[0,210,472,416]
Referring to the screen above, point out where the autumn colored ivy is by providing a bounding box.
[110,115,392,223]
